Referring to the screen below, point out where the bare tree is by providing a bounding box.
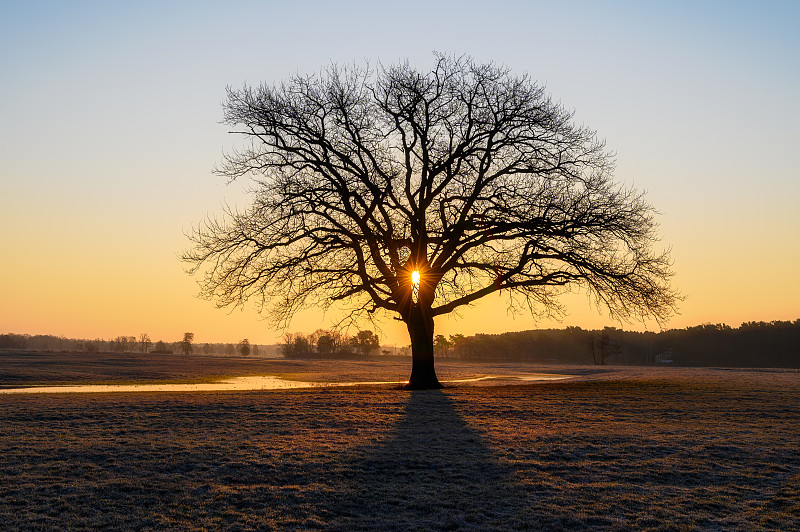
[281,332,311,358]
[587,327,621,365]
[139,333,151,354]
[185,53,679,389]
[111,336,130,353]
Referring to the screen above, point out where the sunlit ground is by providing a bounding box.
[0,373,572,394]
[1,352,798,529]
[0,351,575,387]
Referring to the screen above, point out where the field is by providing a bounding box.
[1,352,799,530]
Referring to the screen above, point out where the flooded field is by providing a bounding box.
[0,350,584,391]
[0,373,572,394]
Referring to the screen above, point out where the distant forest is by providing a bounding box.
[279,321,800,368]
[0,333,280,358]
[2,320,799,368]
[429,320,800,368]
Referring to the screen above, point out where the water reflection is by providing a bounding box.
[0,373,571,394]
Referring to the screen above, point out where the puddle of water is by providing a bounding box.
[0,376,309,394]
[445,374,571,384]
[0,374,571,394]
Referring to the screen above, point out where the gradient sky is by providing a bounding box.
[2,1,798,346]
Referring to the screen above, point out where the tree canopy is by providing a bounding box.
[185,53,679,388]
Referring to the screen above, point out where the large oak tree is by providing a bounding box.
[185,54,679,389]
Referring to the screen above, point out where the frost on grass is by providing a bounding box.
[0,363,799,530]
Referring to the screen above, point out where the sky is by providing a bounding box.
[1,1,798,346]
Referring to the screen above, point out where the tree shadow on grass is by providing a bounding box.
[0,390,532,530]
[319,389,527,530]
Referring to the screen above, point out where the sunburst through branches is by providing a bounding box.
[411,270,421,304]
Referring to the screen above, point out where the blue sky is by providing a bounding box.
[1,1,798,345]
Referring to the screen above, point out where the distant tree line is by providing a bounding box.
[282,329,381,359]
[430,320,800,368]
[0,332,278,358]
[4,320,798,367]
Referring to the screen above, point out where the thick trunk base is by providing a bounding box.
[405,357,443,389]
[405,304,442,390]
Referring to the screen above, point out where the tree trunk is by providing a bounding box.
[405,304,442,389]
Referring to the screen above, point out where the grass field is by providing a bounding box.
[1,352,799,530]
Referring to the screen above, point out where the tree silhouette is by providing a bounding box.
[587,327,620,365]
[180,332,194,356]
[138,333,151,354]
[434,334,452,357]
[239,338,251,357]
[152,340,171,354]
[185,53,678,389]
[353,330,380,357]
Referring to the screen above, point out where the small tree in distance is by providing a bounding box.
[152,340,171,354]
[239,338,251,357]
[352,330,380,357]
[588,327,621,365]
[185,53,679,389]
[139,333,151,354]
[180,332,194,356]
[434,335,452,358]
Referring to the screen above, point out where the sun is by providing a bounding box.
[411,270,421,303]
